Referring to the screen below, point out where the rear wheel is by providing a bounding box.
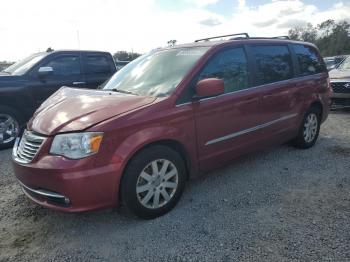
[0,106,23,150]
[121,145,186,219]
[292,107,321,149]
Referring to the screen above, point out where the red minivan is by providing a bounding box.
[12,34,331,219]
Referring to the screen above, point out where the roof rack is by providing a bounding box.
[194,33,250,42]
[247,36,291,40]
[272,36,290,39]
[194,34,291,43]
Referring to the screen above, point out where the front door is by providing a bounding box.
[192,46,262,172]
[29,54,85,106]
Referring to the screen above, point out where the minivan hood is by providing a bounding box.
[28,87,156,135]
[329,68,350,80]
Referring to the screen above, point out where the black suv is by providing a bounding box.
[0,50,116,149]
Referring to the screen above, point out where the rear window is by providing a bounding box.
[85,55,112,74]
[251,45,293,85]
[293,45,326,76]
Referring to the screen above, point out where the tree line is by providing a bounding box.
[113,51,141,62]
[288,19,350,57]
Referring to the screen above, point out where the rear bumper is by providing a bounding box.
[12,155,122,212]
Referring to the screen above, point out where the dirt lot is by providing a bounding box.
[0,112,349,262]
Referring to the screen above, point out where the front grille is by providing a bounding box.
[331,82,350,93]
[14,130,46,163]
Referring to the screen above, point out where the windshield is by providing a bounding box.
[325,59,335,67]
[338,56,350,70]
[102,47,209,97]
[3,53,47,75]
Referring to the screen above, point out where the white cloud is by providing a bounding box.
[187,0,219,7]
[238,0,246,11]
[0,0,349,61]
[215,0,350,38]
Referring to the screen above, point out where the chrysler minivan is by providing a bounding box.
[12,34,331,219]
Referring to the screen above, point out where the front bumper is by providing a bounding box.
[330,93,350,109]
[12,139,122,212]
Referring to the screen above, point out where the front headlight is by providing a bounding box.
[50,132,103,159]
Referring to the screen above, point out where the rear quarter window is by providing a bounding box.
[251,45,293,85]
[292,44,326,76]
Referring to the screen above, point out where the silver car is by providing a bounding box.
[329,56,350,109]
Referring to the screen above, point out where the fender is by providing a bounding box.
[110,125,198,181]
[0,81,36,120]
[296,95,328,130]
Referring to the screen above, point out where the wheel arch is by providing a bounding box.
[138,139,192,180]
[309,100,323,119]
[116,137,195,205]
[0,95,33,121]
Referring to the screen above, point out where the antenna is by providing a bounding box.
[76,30,81,49]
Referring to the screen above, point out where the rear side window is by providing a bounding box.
[85,55,112,74]
[251,45,293,85]
[45,56,81,76]
[293,45,326,76]
[198,47,249,93]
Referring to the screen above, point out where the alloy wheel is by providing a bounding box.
[303,113,318,143]
[0,114,19,145]
[136,159,179,209]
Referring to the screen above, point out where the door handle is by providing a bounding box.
[72,81,85,85]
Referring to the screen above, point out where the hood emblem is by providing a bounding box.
[345,83,350,89]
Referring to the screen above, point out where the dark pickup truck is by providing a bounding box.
[0,50,116,149]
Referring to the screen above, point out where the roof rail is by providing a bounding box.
[272,36,290,39]
[248,36,291,40]
[194,33,249,42]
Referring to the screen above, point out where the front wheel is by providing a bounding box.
[121,145,186,219]
[292,107,321,149]
[0,106,23,150]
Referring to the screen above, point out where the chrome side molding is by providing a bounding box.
[205,113,298,146]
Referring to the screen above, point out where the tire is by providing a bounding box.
[0,106,24,150]
[292,106,321,149]
[121,145,187,219]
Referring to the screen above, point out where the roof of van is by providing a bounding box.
[160,38,316,50]
[47,49,111,54]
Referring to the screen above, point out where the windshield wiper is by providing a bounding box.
[109,88,138,96]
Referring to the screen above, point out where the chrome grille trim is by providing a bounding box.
[12,130,46,164]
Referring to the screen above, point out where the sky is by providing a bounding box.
[0,0,349,61]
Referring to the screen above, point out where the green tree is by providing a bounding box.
[288,23,317,43]
[113,51,141,61]
[288,19,350,57]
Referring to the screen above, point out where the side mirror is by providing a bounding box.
[38,66,53,77]
[195,78,224,98]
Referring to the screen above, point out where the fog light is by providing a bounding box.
[64,197,70,204]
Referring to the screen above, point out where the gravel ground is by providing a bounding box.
[0,112,349,262]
